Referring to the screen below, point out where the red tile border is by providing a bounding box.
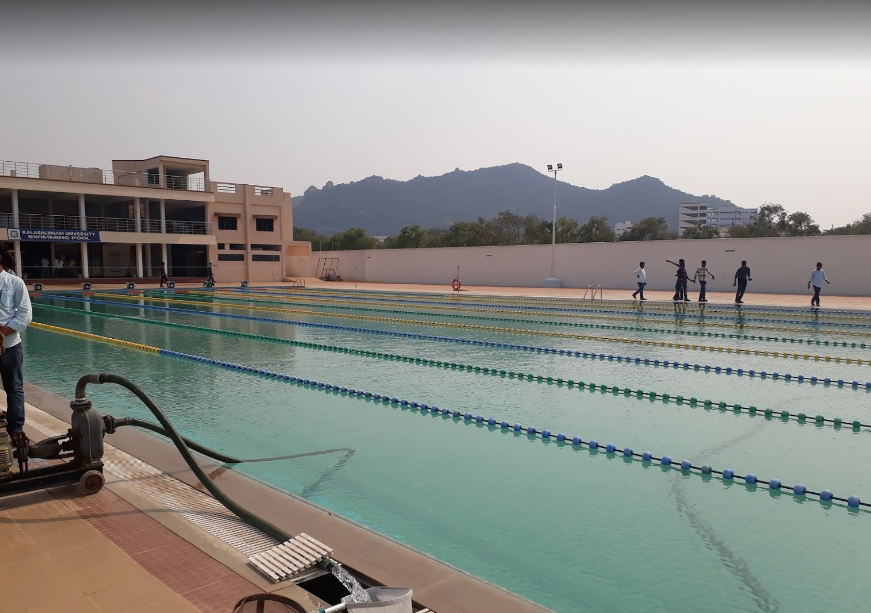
[48,487,261,613]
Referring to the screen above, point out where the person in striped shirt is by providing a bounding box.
[692,260,715,302]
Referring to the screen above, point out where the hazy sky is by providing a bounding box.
[2,2,870,228]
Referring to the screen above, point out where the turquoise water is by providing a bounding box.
[24,289,871,613]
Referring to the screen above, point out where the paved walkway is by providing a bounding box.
[30,278,871,310]
[0,404,324,613]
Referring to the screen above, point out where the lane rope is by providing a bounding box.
[32,302,871,431]
[29,320,869,512]
[34,297,871,394]
[87,292,871,365]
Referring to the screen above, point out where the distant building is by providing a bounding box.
[615,220,633,236]
[0,154,297,282]
[679,203,757,236]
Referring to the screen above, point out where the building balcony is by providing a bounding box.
[1,160,207,192]
[0,213,212,235]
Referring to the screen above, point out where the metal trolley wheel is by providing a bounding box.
[79,470,105,495]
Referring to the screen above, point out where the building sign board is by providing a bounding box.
[7,228,101,242]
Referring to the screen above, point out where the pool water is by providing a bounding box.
[24,288,871,613]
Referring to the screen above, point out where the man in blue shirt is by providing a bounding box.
[0,250,33,461]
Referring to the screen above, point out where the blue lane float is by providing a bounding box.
[37,296,871,395]
[172,286,871,328]
[147,346,871,511]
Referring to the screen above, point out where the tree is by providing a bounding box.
[553,217,583,243]
[330,228,378,250]
[577,216,616,243]
[485,211,547,245]
[728,203,822,238]
[292,226,329,250]
[385,225,427,249]
[682,225,721,239]
[824,212,871,235]
[619,216,671,241]
[785,211,821,236]
[439,219,493,247]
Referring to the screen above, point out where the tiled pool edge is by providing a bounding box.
[23,382,554,613]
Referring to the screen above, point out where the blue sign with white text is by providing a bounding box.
[7,228,101,242]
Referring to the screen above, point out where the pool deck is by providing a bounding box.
[31,277,871,310]
[8,278,870,613]
[2,382,552,613]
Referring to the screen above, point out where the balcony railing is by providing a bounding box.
[1,160,206,192]
[0,213,212,235]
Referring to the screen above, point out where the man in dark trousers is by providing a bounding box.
[666,258,691,301]
[733,261,752,303]
[693,260,715,302]
[632,262,647,300]
[206,262,215,286]
[159,261,169,288]
[0,250,33,468]
[808,262,830,307]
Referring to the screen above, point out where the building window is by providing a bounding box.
[218,216,238,230]
[252,254,280,262]
[218,253,245,262]
[251,244,281,251]
[229,243,246,250]
[217,243,225,250]
[255,218,274,232]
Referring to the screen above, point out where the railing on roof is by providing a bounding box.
[0,160,207,192]
[0,213,212,235]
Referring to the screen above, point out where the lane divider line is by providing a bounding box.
[85,292,871,365]
[29,319,869,512]
[35,297,871,392]
[32,302,871,430]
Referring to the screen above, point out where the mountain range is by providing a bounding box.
[291,163,735,236]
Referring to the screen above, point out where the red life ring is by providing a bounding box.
[452,278,462,291]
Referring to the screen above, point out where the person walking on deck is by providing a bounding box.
[808,262,830,307]
[734,261,752,303]
[666,258,691,301]
[693,260,715,302]
[632,262,647,300]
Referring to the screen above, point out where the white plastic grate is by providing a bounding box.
[247,533,333,583]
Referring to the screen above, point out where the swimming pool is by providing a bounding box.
[24,287,871,613]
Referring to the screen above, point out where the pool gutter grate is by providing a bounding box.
[247,533,333,583]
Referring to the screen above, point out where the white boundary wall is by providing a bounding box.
[292,235,871,296]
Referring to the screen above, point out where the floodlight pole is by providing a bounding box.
[544,163,562,287]
[551,167,558,278]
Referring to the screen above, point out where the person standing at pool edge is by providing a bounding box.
[693,260,715,302]
[0,250,33,465]
[632,262,647,300]
[206,262,215,286]
[734,260,752,303]
[159,261,169,288]
[666,258,691,301]
[808,262,830,307]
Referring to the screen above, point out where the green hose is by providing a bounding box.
[75,373,293,543]
[115,417,351,466]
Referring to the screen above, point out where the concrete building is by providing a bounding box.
[615,220,633,236]
[0,155,298,283]
[679,203,757,236]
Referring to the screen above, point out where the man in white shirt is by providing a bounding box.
[808,262,830,307]
[0,250,33,463]
[632,262,647,300]
[54,256,63,278]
